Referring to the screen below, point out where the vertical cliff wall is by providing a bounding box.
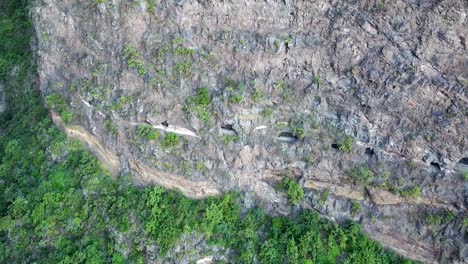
[32,0,468,262]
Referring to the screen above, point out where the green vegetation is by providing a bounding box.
[184,87,212,125]
[112,95,133,111]
[173,60,191,77]
[400,186,421,199]
[136,124,159,140]
[251,88,263,103]
[317,189,330,206]
[225,80,245,104]
[289,120,305,139]
[262,107,274,118]
[463,218,468,228]
[462,172,468,181]
[195,161,207,174]
[44,93,73,124]
[314,75,323,86]
[425,210,456,227]
[146,0,156,13]
[174,47,195,57]
[338,136,354,153]
[350,201,362,217]
[222,134,240,145]
[161,132,180,149]
[0,2,415,263]
[278,177,304,205]
[123,44,146,75]
[104,119,118,135]
[89,85,111,102]
[350,166,375,187]
[273,80,293,101]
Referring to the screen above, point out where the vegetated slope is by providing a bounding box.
[0,2,419,263]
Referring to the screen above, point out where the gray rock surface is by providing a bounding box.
[31,0,468,262]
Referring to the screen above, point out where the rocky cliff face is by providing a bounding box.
[31,0,467,262]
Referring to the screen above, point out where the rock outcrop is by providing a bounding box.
[31,0,468,262]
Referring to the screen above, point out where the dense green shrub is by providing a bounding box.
[338,136,354,153]
[184,87,212,125]
[123,44,146,75]
[350,166,375,187]
[251,88,263,103]
[279,177,304,205]
[45,93,73,124]
[400,186,421,199]
[351,201,361,217]
[222,134,240,144]
[225,80,245,104]
[462,172,468,181]
[161,132,180,149]
[136,124,159,140]
[289,120,305,139]
[104,119,118,135]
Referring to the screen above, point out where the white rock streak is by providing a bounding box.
[152,124,201,139]
[253,125,268,131]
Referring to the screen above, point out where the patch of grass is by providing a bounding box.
[462,172,468,181]
[104,120,118,135]
[262,107,274,118]
[90,85,110,101]
[289,120,305,139]
[146,0,156,13]
[171,36,184,46]
[174,47,195,57]
[400,186,421,199]
[251,88,263,103]
[184,87,212,125]
[349,166,374,187]
[112,95,133,111]
[222,135,240,144]
[317,189,329,206]
[463,218,468,228]
[278,177,304,205]
[313,75,323,86]
[406,160,415,172]
[338,136,354,153]
[173,60,191,77]
[225,80,245,104]
[425,210,456,227]
[350,201,361,217]
[161,132,180,149]
[123,44,146,75]
[178,160,191,175]
[195,161,207,174]
[136,125,159,140]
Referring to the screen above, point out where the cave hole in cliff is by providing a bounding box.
[278,132,298,143]
[365,147,374,156]
[430,162,441,171]
[161,120,168,127]
[459,158,468,166]
[331,143,339,149]
[221,123,237,136]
